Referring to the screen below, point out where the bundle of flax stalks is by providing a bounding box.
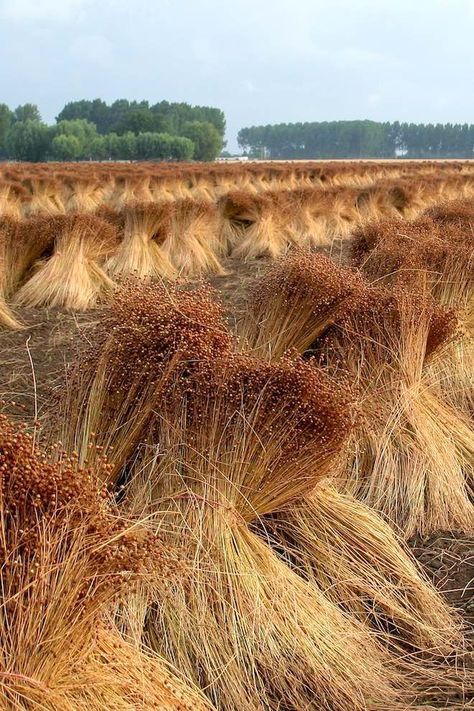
[219,190,295,259]
[0,217,23,329]
[237,251,472,660]
[49,280,233,481]
[352,205,474,418]
[155,198,225,276]
[14,213,119,310]
[0,415,213,711]
[239,251,474,538]
[115,353,412,711]
[46,281,473,710]
[105,201,177,280]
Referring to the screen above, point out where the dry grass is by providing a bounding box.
[351,207,474,417]
[239,254,474,537]
[317,285,474,537]
[219,190,292,259]
[263,482,464,655]
[21,177,65,217]
[0,217,23,330]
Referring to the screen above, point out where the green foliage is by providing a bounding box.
[112,131,137,160]
[115,108,155,135]
[51,134,81,161]
[14,103,41,123]
[54,119,98,158]
[56,98,110,133]
[56,98,226,138]
[150,100,226,137]
[0,104,13,157]
[135,132,194,160]
[0,98,226,162]
[181,121,223,161]
[100,133,130,160]
[83,131,193,161]
[238,120,474,159]
[170,135,194,160]
[5,120,51,162]
[89,135,108,160]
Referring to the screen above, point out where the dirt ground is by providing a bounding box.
[0,254,473,697]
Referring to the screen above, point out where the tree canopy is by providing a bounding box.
[56,98,226,139]
[5,120,51,162]
[0,98,225,162]
[181,121,223,161]
[238,120,474,159]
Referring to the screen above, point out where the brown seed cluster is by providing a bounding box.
[252,250,366,321]
[219,354,355,454]
[94,279,233,386]
[0,414,181,601]
[163,353,356,483]
[240,250,369,359]
[317,284,457,365]
[351,216,438,270]
[351,206,474,298]
[49,280,234,477]
[95,204,126,232]
[425,198,474,230]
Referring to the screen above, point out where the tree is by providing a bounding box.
[56,99,110,133]
[51,134,81,161]
[134,132,194,160]
[117,131,137,160]
[54,119,98,158]
[14,103,41,123]
[5,120,51,161]
[115,108,155,135]
[53,119,97,158]
[181,121,222,161]
[89,135,108,160]
[0,104,13,157]
[55,98,227,141]
[170,136,194,160]
[237,120,474,159]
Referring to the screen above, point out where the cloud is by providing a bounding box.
[0,0,92,22]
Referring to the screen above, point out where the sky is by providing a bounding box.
[0,0,473,151]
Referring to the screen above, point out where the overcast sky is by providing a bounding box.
[0,0,473,150]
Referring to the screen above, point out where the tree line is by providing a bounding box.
[0,100,226,162]
[238,120,474,159]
